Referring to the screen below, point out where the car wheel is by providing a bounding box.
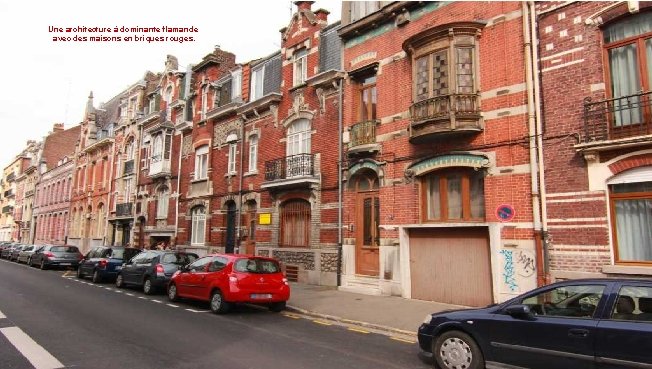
[91,270,101,284]
[433,331,484,369]
[76,267,84,279]
[26,257,31,265]
[40,260,47,270]
[115,274,124,288]
[167,284,179,302]
[143,277,154,295]
[209,290,230,314]
[268,302,286,313]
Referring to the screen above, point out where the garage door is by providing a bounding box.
[409,227,493,307]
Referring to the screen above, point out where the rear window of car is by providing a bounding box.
[161,253,198,265]
[233,258,281,274]
[51,246,79,253]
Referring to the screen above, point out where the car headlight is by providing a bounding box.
[423,314,433,325]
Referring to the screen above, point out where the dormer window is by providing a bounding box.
[231,69,242,100]
[293,49,308,86]
[251,66,264,100]
[201,84,209,120]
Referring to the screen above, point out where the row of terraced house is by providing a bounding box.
[1,1,651,306]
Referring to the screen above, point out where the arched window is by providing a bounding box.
[280,199,311,247]
[421,168,485,222]
[195,145,209,180]
[157,187,169,218]
[201,84,210,120]
[287,119,311,156]
[191,206,206,246]
[152,135,163,162]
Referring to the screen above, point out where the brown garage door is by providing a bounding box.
[409,227,493,307]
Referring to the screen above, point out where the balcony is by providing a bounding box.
[4,190,13,198]
[348,120,380,156]
[115,202,133,217]
[148,155,171,178]
[6,172,15,182]
[576,91,652,154]
[123,160,134,176]
[2,205,13,214]
[262,153,319,190]
[408,93,482,143]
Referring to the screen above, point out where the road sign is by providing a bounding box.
[496,204,515,222]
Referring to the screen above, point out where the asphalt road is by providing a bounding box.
[0,259,430,369]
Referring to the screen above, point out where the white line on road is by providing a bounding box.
[151,300,162,303]
[185,309,209,313]
[166,304,179,308]
[0,327,64,369]
[138,296,147,300]
[126,293,135,296]
[0,309,5,319]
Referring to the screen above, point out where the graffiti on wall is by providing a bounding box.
[500,249,536,293]
[500,249,518,292]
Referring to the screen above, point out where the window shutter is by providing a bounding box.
[154,94,161,111]
[164,134,171,160]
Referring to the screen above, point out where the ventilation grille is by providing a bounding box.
[284,264,299,282]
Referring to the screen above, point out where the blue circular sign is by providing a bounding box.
[496,204,515,222]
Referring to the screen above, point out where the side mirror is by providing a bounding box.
[504,304,534,320]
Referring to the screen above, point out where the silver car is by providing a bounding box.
[17,245,43,264]
[30,245,83,270]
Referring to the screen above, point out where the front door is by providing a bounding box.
[354,172,379,276]
[225,202,236,254]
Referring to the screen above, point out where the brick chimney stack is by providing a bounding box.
[52,123,64,132]
[295,1,314,11]
[314,8,329,22]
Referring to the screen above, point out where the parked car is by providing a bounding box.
[9,245,28,262]
[77,246,141,283]
[31,245,83,270]
[116,250,198,295]
[16,245,43,264]
[0,243,18,259]
[418,278,652,369]
[167,254,290,314]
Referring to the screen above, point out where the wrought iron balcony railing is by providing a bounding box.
[123,160,134,175]
[116,202,133,217]
[582,91,652,142]
[349,120,377,148]
[264,154,314,181]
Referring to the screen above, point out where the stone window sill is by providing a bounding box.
[602,264,652,276]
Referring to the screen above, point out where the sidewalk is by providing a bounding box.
[287,283,468,337]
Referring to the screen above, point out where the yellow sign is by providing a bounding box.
[259,213,271,225]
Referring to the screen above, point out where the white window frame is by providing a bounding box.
[201,84,209,120]
[248,135,258,172]
[293,49,308,86]
[250,66,264,101]
[124,178,132,202]
[152,135,163,163]
[287,119,311,156]
[157,188,169,218]
[228,143,237,174]
[191,206,206,246]
[195,145,209,180]
[165,85,174,119]
[231,69,242,100]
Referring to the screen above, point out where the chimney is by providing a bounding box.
[294,1,314,11]
[52,123,64,132]
[165,55,178,71]
[314,8,329,22]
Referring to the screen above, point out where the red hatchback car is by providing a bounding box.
[167,254,290,314]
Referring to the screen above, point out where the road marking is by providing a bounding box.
[390,336,415,344]
[282,313,300,319]
[104,288,113,291]
[348,327,370,334]
[185,309,209,313]
[138,297,147,300]
[61,271,73,278]
[151,300,163,303]
[126,293,135,296]
[114,290,122,293]
[166,304,179,308]
[0,327,64,369]
[0,309,5,319]
[312,320,332,326]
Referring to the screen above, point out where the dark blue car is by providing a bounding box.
[77,246,141,283]
[418,278,652,369]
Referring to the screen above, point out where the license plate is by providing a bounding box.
[250,293,272,299]
[59,263,71,266]
[115,266,122,270]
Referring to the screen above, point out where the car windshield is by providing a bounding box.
[51,246,78,253]
[233,258,281,274]
[161,253,198,265]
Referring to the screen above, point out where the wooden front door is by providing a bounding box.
[354,172,380,276]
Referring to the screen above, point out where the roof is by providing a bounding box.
[41,125,81,171]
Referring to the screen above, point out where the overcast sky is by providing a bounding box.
[0,0,342,167]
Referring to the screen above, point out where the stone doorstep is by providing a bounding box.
[285,304,417,340]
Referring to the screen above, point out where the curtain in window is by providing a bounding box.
[615,199,652,261]
[157,190,169,218]
[470,171,485,219]
[191,207,206,245]
[608,45,642,126]
[447,174,462,219]
[647,39,652,89]
[427,175,441,220]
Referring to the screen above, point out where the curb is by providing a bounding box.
[286,304,417,339]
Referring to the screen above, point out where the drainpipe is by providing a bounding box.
[236,118,245,254]
[523,1,545,287]
[530,0,550,282]
[175,131,183,245]
[337,78,343,287]
[106,140,115,247]
[134,123,144,248]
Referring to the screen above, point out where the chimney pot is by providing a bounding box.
[294,1,314,11]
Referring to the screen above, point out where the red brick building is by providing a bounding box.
[32,123,81,245]
[337,1,543,305]
[537,2,652,280]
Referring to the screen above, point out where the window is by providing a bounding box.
[287,119,311,156]
[187,256,211,272]
[191,206,206,246]
[610,285,652,322]
[603,12,652,130]
[231,69,242,99]
[152,135,163,163]
[128,97,138,120]
[280,199,310,247]
[227,143,237,174]
[194,145,208,180]
[250,66,264,100]
[208,256,228,272]
[123,178,132,202]
[350,1,380,22]
[357,75,377,121]
[248,135,258,172]
[157,188,169,218]
[148,96,156,114]
[234,258,281,274]
[422,168,485,222]
[164,85,173,119]
[610,180,652,263]
[520,284,605,318]
[201,84,209,120]
[293,49,308,86]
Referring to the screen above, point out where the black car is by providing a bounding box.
[30,245,83,269]
[418,278,652,369]
[115,250,198,294]
[78,246,142,283]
